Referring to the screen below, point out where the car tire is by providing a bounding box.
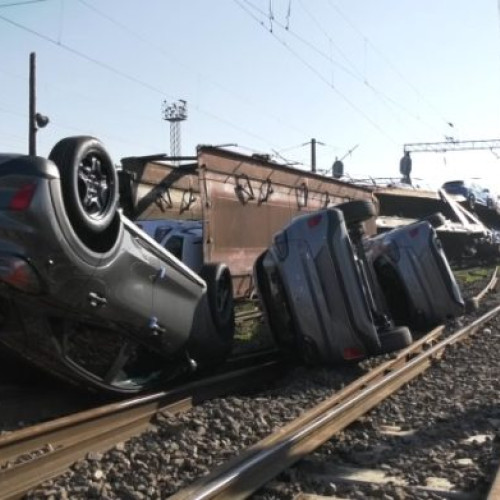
[336,200,377,226]
[422,212,445,228]
[464,297,479,313]
[378,326,412,354]
[200,263,235,342]
[49,136,119,236]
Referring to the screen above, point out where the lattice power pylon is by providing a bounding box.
[162,99,188,158]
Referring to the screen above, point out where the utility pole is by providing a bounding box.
[162,99,187,161]
[28,52,49,156]
[29,52,36,156]
[311,138,317,173]
[302,138,325,173]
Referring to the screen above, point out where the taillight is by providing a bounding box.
[307,214,322,228]
[0,256,41,293]
[343,347,365,360]
[9,182,37,211]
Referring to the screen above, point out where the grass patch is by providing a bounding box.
[232,300,276,351]
[454,265,495,284]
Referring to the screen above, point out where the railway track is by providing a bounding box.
[0,357,284,500]
[169,268,499,499]
[0,267,497,499]
[171,306,500,499]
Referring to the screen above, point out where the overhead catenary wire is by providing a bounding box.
[74,0,310,139]
[0,100,162,151]
[234,0,398,146]
[325,0,454,130]
[0,0,47,8]
[295,0,442,135]
[0,12,287,153]
[241,0,442,136]
[0,64,185,156]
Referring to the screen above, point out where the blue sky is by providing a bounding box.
[1,0,500,191]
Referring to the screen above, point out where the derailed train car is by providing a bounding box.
[119,145,376,298]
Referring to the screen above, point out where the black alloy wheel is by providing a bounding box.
[200,263,235,342]
[335,200,377,226]
[49,136,119,236]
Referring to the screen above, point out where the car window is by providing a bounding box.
[164,235,184,261]
[443,181,464,188]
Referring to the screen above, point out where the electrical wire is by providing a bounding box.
[234,0,398,145]
[75,0,309,138]
[0,0,47,8]
[0,100,162,151]
[242,0,441,135]
[325,0,453,129]
[0,13,174,98]
[0,12,285,151]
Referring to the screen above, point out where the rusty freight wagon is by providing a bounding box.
[119,146,375,298]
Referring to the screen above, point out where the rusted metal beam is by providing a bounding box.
[122,147,376,298]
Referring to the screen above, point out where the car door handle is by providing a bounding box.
[88,292,107,308]
[148,316,166,336]
[152,267,167,283]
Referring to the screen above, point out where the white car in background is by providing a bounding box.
[137,220,203,274]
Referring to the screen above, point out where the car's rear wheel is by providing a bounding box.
[336,200,377,226]
[49,136,119,237]
[200,263,235,343]
[254,252,298,353]
[422,212,445,228]
[464,297,479,313]
[378,326,412,354]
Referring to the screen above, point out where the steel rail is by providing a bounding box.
[234,310,263,323]
[172,304,500,500]
[0,269,495,498]
[487,459,500,500]
[474,266,498,303]
[234,307,262,323]
[0,360,283,500]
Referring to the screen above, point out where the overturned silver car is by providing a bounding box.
[254,201,413,365]
[255,200,464,365]
[0,136,234,394]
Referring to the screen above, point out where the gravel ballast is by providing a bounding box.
[21,270,500,499]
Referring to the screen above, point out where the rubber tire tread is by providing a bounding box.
[200,263,235,343]
[336,200,377,226]
[422,212,446,228]
[49,136,118,235]
[378,326,412,354]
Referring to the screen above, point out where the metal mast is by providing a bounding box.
[162,99,187,159]
[28,52,49,156]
